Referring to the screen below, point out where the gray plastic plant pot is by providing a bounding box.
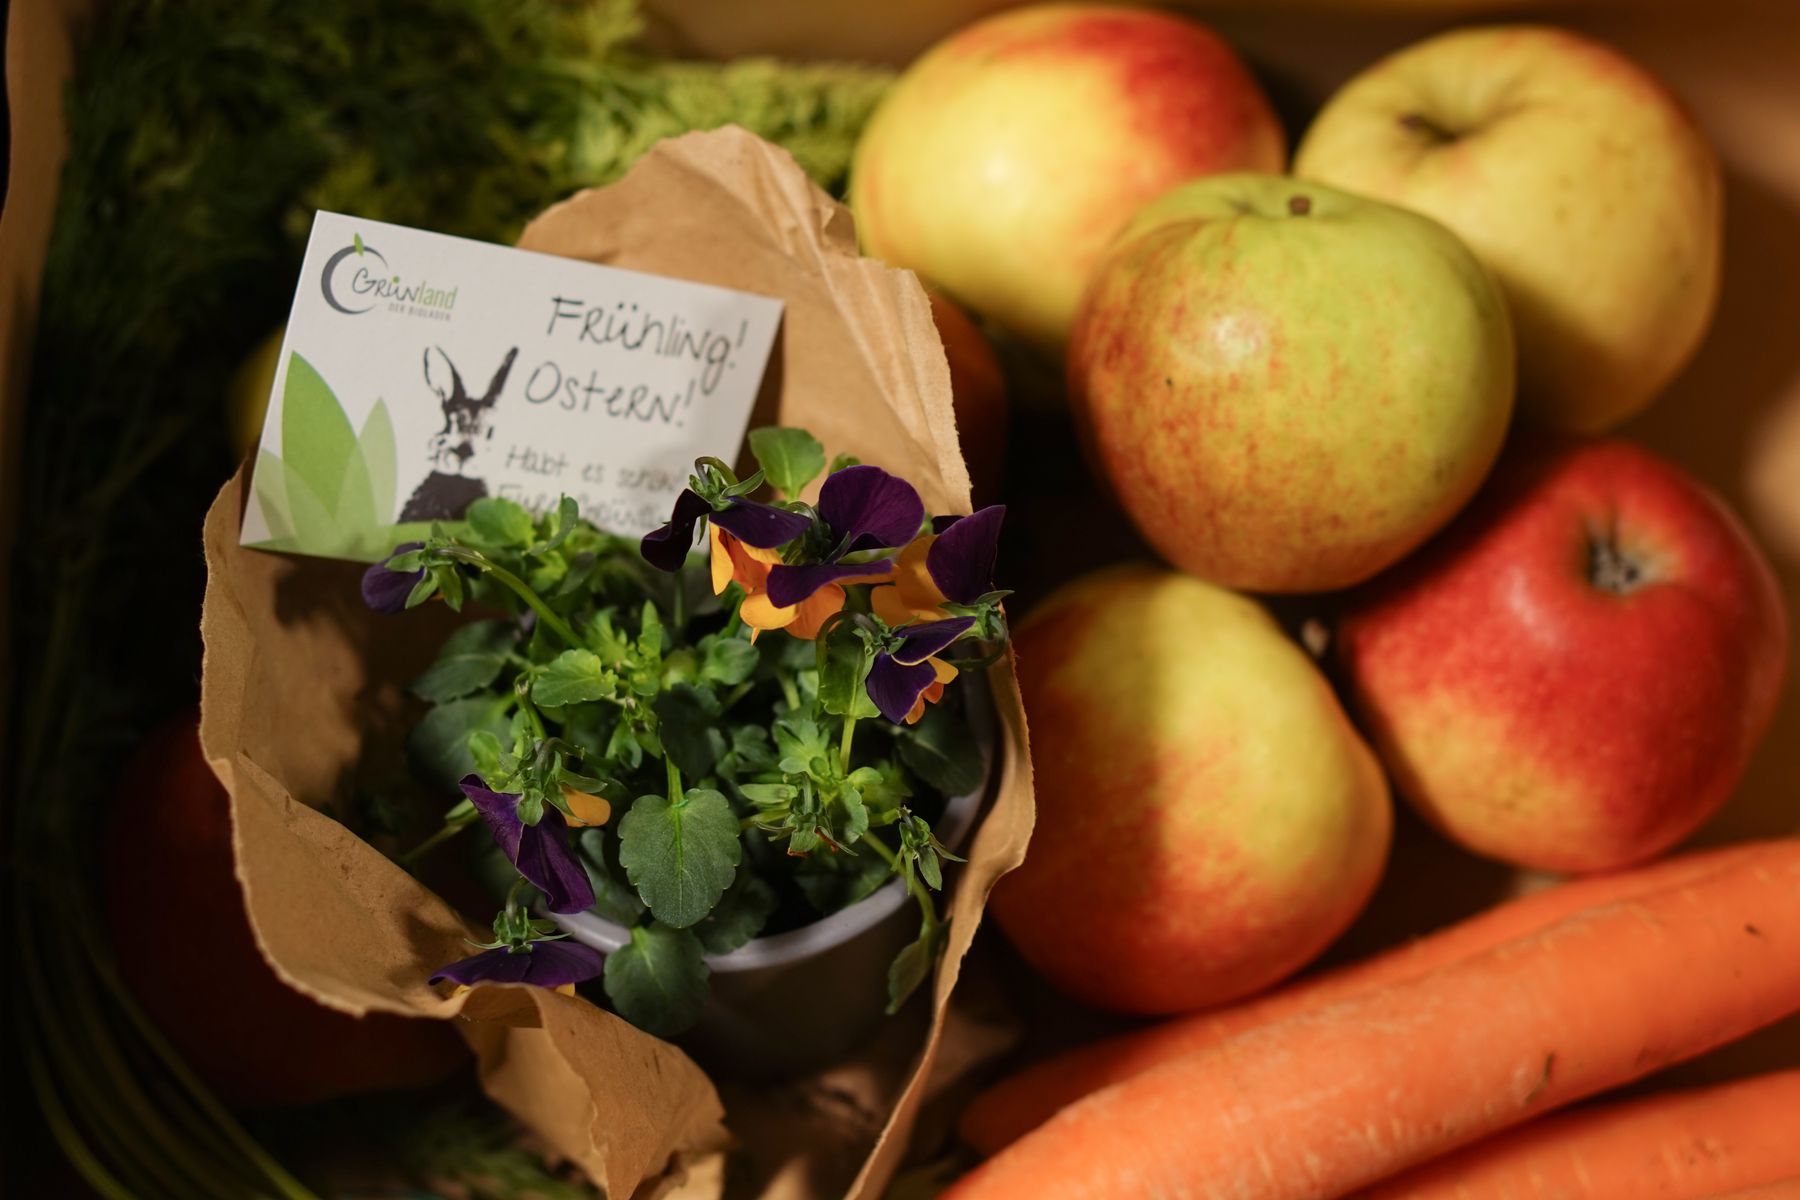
[551,684,998,1081]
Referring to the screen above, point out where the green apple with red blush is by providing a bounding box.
[1068,172,1515,594]
[1338,439,1788,873]
[993,565,1392,1014]
[850,4,1285,353]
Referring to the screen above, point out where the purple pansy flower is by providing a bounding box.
[430,938,605,988]
[361,542,425,614]
[461,775,595,914]
[866,615,975,723]
[926,505,1005,605]
[765,466,925,607]
[863,506,1005,723]
[641,489,812,572]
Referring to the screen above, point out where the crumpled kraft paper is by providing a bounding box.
[197,125,1036,1199]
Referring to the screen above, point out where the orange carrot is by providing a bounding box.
[961,842,1770,1155]
[1356,1070,1800,1199]
[942,842,1800,1200]
[1703,1182,1800,1199]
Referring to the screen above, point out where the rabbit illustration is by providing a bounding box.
[399,345,517,521]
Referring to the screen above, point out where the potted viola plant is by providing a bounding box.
[363,427,1008,1067]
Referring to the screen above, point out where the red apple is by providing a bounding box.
[995,566,1391,1014]
[851,4,1285,352]
[104,712,467,1108]
[1338,439,1787,873]
[929,290,1009,507]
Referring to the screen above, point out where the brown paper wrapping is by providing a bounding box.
[197,126,1034,1198]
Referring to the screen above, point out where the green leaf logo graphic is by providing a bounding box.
[251,353,420,560]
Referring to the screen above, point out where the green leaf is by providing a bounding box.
[899,704,984,798]
[839,784,870,844]
[773,715,832,776]
[280,352,357,518]
[617,788,742,929]
[887,921,947,1014]
[533,648,612,708]
[693,865,777,955]
[816,625,877,718]
[637,601,664,659]
[603,922,709,1037]
[531,494,581,556]
[795,852,890,914]
[410,620,515,702]
[468,729,507,781]
[467,496,536,548]
[747,427,826,497]
[606,716,645,771]
[700,634,759,687]
[737,783,796,806]
[576,828,647,926]
[407,694,514,791]
[718,725,777,780]
[653,683,726,782]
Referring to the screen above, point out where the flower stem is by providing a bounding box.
[671,561,688,640]
[400,810,477,868]
[441,546,583,648]
[839,715,858,775]
[860,833,937,931]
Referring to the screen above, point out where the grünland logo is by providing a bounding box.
[321,233,459,319]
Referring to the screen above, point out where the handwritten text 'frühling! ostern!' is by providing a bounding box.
[525,296,751,426]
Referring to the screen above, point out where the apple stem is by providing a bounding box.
[1399,112,1457,144]
[1288,195,1313,216]
[1589,535,1648,594]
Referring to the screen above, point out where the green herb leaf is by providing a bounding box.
[653,683,726,782]
[410,619,515,702]
[747,427,826,497]
[407,694,514,791]
[899,703,984,798]
[466,496,536,548]
[693,865,777,955]
[887,920,947,1014]
[468,730,507,782]
[817,627,878,718]
[700,634,759,687]
[603,922,709,1038]
[795,852,891,914]
[533,648,613,708]
[617,788,742,929]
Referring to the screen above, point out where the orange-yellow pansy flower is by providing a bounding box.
[709,525,884,641]
[905,657,959,724]
[561,787,612,828]
[871,534,952,626]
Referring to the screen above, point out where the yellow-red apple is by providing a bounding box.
[994,566,1392,1013]
[1069,173,1515,594]
[1295,26,1721,433]
[1338,439,1787,872]
[851,4,1284,352]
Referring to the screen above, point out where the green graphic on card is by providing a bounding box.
[252,354,427,559]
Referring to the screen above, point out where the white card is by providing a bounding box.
[241,211,784,561]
